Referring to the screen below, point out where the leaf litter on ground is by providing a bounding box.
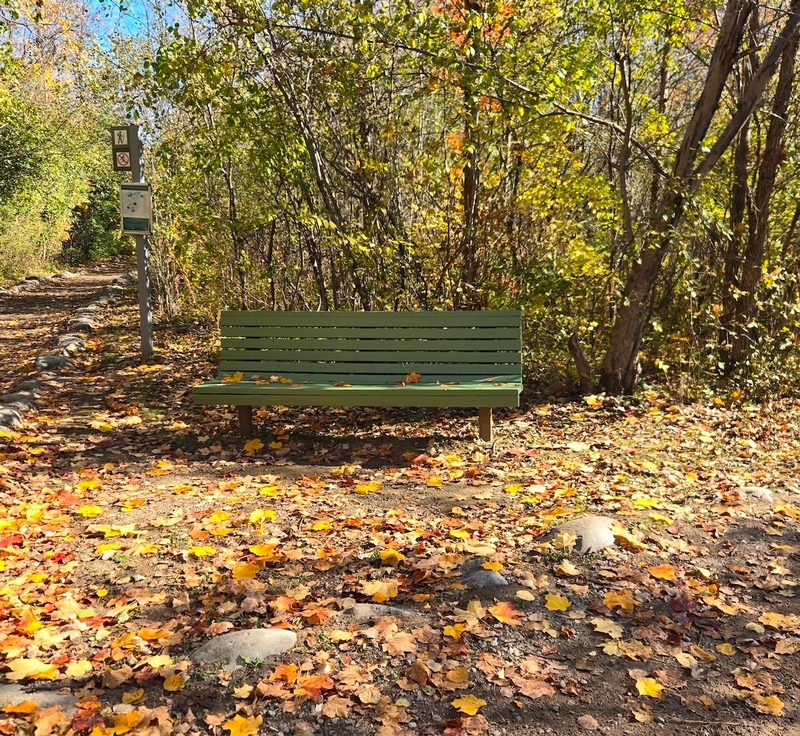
[0,289,798,735]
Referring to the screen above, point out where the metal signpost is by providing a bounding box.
[111,124,153,361]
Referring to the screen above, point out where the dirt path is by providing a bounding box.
[0,267,129,393]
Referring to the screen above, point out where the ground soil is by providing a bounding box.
[0,271,799,736]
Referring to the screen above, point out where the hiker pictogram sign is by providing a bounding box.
[110,126,132,171]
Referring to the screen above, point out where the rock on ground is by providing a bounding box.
[545,515,618,554]
[190,628,297,670]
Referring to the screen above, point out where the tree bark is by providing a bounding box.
[568,333,594,395]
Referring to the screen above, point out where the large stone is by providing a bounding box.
[0,407,21,428]
[56,335,85,354]
[67,317,96,334]
[0,392,37,411]
[35,355,74,371]
[15,380,43,393]
[460,557,509,588]
[0,684,77,715]
[334,602,419,623]
[191,628,296,670]
[546,516,617,554]
[736,486,773,505]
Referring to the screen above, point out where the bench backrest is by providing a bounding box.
[218,311,522,382]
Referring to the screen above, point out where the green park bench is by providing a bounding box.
[192,310,523,441]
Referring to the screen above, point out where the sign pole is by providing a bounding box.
[127,124,154,361]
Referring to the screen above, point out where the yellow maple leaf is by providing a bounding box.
[428,476,443,487]
[250,542,279,557]
[187,546,215,557]
[65,660,93,678]
[110,711,140,735]
[163,674,186,692]
[716,642,737,656]
[355,482,381,494]
[361,580,398,602]
[544,593,571,611]
[379,549,406,567]
[223,714,263,736]
[451,694,487,716]
[443,623,467,640]
[450,529,469,539]
[249,508,276,524]
[233,684,253,699]
[635,677,664,698]
[482,561,503,571]
[76,478,101,492]
[6,658,58,681]
[604,589,637,612]
[259,485,280,496]
[76,505,104,517]
[749,693,784,716]
[406,372,422,383]
[632,495,658,508]
[243,439,264,452]
[222,372,244,383]
[232,562,262,579]
[554,560,580,576]
[121,689,145,704]
[647,564,677,581]
[504,484,524,494]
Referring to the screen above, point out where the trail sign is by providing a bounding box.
[120,182,152,235]
[111,126,132,171]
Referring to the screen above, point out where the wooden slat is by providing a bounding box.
[203,373,521,387]
[219,349,520,364]
[220,337,521,351]
[221,310,522,328]
[221,326,521,339]
[193,385,521,409]
[196,375,522,389]
[217,361,520,376]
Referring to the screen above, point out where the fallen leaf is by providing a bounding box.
[635,677,664,698]
[223,714,263,736]
[451,694,487,716]
[544,593,571,611]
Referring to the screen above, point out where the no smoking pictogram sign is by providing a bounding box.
[116,151,131,168]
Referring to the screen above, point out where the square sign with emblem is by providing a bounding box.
[111,126,132,171]
[120,182,152,235]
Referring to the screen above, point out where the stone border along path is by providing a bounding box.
[0,272,134,430]
[0,271,77,297]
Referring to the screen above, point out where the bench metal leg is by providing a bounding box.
[478,407,493,441]
[237,405,253,436]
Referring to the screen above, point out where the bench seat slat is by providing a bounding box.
[194,383,521,409]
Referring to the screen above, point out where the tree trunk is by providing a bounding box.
[727,26,799,369]
[600,0,800,393]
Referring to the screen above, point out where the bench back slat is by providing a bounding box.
[221,311,521,328]
[218,310,522,380]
